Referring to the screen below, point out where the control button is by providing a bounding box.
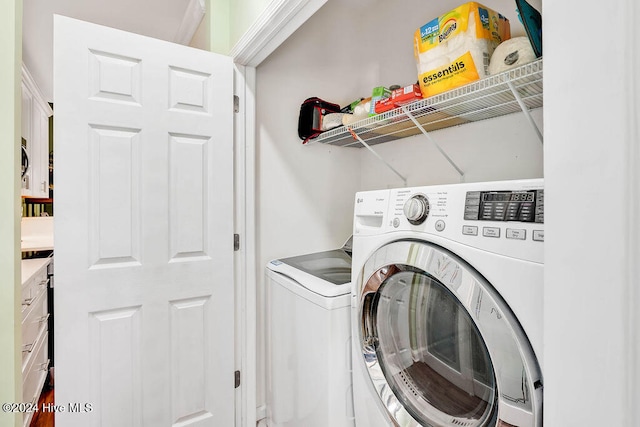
[533,230,544,242]
[403,194,430,225]
[483,227,501,238]
[462,225,478,236]
[464,205,480,215]
[535,203,545,224]
[493,209,506,221]
[393,217,400,228]
[465,191,481,203]
[435,220,446,232]
[519,201,534,221]
[506,202,520,221]
[506,228,526,240]
[466,191,480,201]
[481,202,494,220]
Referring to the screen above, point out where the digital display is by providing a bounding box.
[481,192,534,202]
[510,192,535,202]
[466,190,543,223]
[482,193,510,202]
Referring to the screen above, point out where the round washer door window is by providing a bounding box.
[357,240,542,427]
[374,269,496,426]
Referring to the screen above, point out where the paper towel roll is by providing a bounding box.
[420,10,496,79]
[342,101,370,125]
[322,113,345,131]
[488,37,536,75]
[448,38,492,78]
[419,45,449,67]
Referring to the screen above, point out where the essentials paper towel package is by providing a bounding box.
[414,2,510,98]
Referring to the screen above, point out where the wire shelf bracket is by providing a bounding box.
[347,128,408,187]
[401,105,465,181]
[306,59,543,184]
[506,80,543,144]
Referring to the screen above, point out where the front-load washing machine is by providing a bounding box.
[265,240,355,427]
[351,179,543,427]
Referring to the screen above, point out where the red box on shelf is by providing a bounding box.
[374,97,396,114]
[391,84,423,106]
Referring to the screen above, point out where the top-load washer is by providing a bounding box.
[265,239,355,427]
[351,179,544,427]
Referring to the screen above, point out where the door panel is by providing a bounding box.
[54,15,234,427]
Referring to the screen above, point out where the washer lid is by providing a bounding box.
[268,248,352,297]
[356,240,542,427]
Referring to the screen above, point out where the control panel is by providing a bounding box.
[354,180,544,263]
[464,190,544,223]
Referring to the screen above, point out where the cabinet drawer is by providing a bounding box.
[22,330,48,427]
[21,268,48,318]
[21,288,48,372]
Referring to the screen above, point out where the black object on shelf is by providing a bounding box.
[515,0,542,57]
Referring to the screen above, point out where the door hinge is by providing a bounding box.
[233,95,240,113]
[234,234,240,251]
[234,370,241,388]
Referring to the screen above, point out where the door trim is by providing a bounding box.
[230,2,326,425]
[234,63,257,427]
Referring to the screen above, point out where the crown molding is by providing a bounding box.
[175,0,206,45]
[230,0,327,67]
[21,65,53,116]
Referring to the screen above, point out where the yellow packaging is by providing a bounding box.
[413,2,510,98]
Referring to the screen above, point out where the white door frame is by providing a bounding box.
[229,1,327,426]
[231,63,257,427]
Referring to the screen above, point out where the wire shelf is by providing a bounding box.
[309,58,543,148]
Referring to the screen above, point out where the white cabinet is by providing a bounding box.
[21,65,52,199]
[20,257,51,427]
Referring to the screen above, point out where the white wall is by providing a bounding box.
[359,109,543,189]
[0,1,23,426]
[255,0,542,413]
[230,0,271,49]
[544,0,640,425]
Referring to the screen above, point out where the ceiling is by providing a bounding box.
[22,0,201,103]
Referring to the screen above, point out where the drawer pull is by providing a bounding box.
[38,313,51,323]
[22,297,34,306]
[38,279,49,287]
[22,343,34,353]
[38,359,50,372]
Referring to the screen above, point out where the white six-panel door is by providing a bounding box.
[53,15,235,426]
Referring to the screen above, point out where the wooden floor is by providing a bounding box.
[29,385,54,427]
[404,361,489,418]
[24,373,515,427]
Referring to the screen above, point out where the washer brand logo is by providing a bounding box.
[357,198,363,203]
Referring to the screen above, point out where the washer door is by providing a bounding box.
[357,240,542,427]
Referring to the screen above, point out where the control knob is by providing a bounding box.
[403,194,429,225]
